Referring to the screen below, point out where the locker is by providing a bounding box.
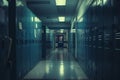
[16,6,42,79]
[75,0,120,80]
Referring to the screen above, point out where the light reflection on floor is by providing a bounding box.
[24,49,88,80]
[59,61,64,77]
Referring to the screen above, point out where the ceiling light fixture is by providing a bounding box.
[58,16,65,22]
[55,0,66,6]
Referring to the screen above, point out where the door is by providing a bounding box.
[56,34,64,48]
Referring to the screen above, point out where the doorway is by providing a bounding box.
[55,34,64,48]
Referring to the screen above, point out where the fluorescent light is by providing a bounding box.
[58,16,65,22]
[56,0,66,6]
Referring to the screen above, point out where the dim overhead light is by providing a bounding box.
[58,16,65,22]
[56,0,66,6]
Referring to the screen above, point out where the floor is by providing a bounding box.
[24,48,88,80]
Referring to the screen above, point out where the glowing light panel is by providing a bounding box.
[56,0,66,6]
[58,16,65,22]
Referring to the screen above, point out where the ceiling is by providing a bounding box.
[25,0,79,29]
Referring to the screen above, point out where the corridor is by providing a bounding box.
[24,49,88,80]
[0,0,120,80]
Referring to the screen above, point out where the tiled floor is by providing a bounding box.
[24,49,88,80]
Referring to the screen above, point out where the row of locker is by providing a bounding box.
[74,0,120,80]
[0,5,11,80]
[16,6,43,80]
[68,32,75,57]
[0,5,44,80]
[0,1,55,80]
[76,25,120,80]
